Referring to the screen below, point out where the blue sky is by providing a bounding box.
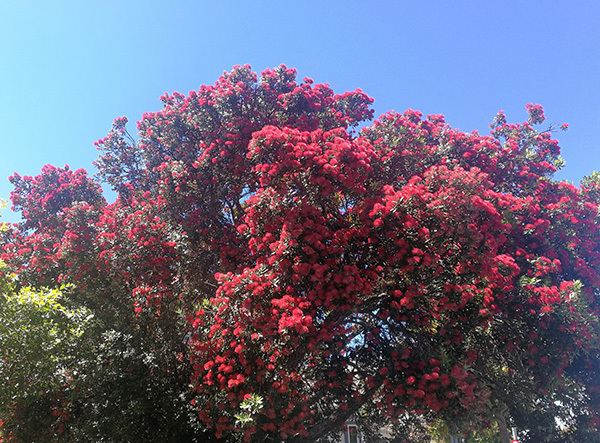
[1,1,599,223]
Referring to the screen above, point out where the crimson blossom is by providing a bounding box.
[2,65,600,442]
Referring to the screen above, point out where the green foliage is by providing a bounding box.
[235,394,264,427]
[427,419,502,443]
[0,274,213,442]
[0,278,91,441]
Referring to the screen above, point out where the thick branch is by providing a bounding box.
[289,387,377,443]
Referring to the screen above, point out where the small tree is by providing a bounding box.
[0,275,87,441]
[2,65,600,442]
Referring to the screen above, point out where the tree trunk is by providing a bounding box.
[289,403,359,443]
[496,411,511,443]
[289,387,383,443]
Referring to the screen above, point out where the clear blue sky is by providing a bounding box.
[1,1,599,223]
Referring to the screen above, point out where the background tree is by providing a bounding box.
[0,275,85,441]
[2,65,600,442]
[0,273,214,442]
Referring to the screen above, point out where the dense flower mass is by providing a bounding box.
[2,65,600,442]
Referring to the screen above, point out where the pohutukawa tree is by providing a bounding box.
[2,65,600,442]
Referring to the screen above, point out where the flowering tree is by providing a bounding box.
[2,65,600,442]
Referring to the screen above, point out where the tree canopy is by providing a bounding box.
[2,65,600,442]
